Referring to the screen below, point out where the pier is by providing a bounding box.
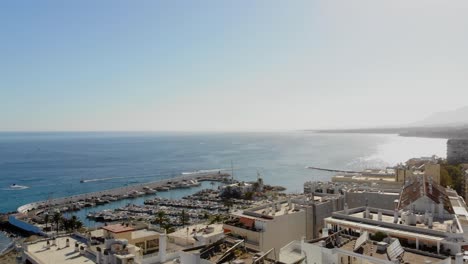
[306,166,359,174]
[16,172,231,214]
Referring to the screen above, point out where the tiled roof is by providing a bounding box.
[397,176,454,214]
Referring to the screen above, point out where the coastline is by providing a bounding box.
[16,172,230,214]
[312,126,468,140]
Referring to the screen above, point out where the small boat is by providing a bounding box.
[189,180,201,187]
[143,186,157,194]
[9,184,29,190]
[128,190,145,198]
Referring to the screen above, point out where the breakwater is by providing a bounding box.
[17,172,230,214]
[306,166,359,174]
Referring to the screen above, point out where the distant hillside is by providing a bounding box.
[315,106,468,139]
[412,106,468,127]
[315,126,468,139]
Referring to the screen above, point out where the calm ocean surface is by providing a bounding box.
[0,132,447,213]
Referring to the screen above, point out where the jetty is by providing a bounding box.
[17,172,231,214]
[306,166,359,174]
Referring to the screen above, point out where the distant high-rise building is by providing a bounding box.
[447,139,468,164]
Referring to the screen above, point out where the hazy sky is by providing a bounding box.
[1,1,468,131]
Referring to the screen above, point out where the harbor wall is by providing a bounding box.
[447,139,468,165]
[17,173,228,214]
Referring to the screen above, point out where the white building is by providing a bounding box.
[279,232,452,264]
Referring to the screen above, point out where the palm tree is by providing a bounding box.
[154,211,167,227]
[44,213,50,231]
[74,220,83,231]
[179,210,189,227]
[161,222,172,233]
[52,211,62,234]
[209,214,223,225]
[70,216,79,231]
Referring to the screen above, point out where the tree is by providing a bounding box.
[243,191,254,200]
[209,214,223,225]
[180,210,189,227]
[44,213,50,231]
[222,199,234,212]
[154,211,167,227]
[440,163,463,193]
[69,216,83,232]
[162,222,175,233]
[74,220,83,231]
[202,211,210,220]
[52,212,62,234]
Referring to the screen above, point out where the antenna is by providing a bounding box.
[46,192,54,214]
[231,160,234,181]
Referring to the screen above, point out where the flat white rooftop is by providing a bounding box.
[326,217,445,242]
[348,211,456,233]
[25,236,94,264]
[131,229,160,240]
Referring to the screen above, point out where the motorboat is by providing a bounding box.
[143,186,157,194]
[9,184,29,190]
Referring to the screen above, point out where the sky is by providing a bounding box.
[1,0,468,131]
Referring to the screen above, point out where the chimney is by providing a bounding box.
[96,247,102,264]
[456,253,463,264]
[321,228,328,238]
[344,203,349,214]
[378,210,382,221]
[103,249,109,264]
[159,231,167,262]
[393,209,399,223]
[438,198,444,219]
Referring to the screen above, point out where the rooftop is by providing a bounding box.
[325,216,446,242]
[347,210,456,233]
[338,238,445,263]
[102,223,135,234]
[25,236,93,264]
[131,229,160,240]
[230,201,304,221]
[169,224,224,247]
[398,176,454,214]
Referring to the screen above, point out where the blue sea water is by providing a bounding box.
[0,131,447,214]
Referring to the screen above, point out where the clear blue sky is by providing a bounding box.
[1,1,468,131]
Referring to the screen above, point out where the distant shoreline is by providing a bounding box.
[312,126,468,140]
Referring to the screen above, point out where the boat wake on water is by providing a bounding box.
[3,184,29,190]
[80,177,126,183]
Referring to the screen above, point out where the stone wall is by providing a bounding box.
[447,139,468,164]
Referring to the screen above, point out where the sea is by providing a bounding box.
[0,131,447,249]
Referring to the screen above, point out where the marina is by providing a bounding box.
[17,172,231,215]
[69,181,226,227]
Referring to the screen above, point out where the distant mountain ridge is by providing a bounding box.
[315,106,468,139]
[411,106,468,127]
